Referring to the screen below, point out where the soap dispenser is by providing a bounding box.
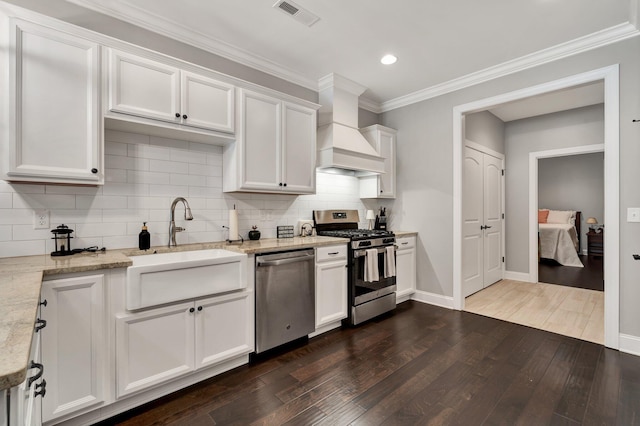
[139,222,151,250]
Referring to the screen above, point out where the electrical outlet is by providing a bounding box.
[627,207,640,223]
[33,210,49,229]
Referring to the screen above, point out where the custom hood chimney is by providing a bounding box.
[316,74,385,175]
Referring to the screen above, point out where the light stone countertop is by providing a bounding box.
[0,232,419,390]
[0,235,348,390]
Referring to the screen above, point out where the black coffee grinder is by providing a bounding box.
[374,207,387,230]
[51,224,74,256]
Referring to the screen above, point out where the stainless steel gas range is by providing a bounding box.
[313,209,397,325]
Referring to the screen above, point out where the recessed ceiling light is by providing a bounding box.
[380,54,397,65]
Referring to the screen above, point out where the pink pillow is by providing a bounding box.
[538,210,549,223]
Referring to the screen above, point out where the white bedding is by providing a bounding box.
[539,223,583,267]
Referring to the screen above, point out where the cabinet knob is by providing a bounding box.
[91,168,98,174]
[197,306,203,311]
[28,361,44,388]
[35,379,46,399]
[40,299,47,307]
[283,183,287,187]
[182,114,188,119]
[189,307,195,313]
[175,113,181,118]
[279,183,283,186]
[35,318,47,332]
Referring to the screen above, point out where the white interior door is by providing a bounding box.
[463,146,503,297]
[463,148,484,296]
[483,154,503,286]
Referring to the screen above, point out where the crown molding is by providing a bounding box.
[379,22,639,113]
[64,0,319,92]
[64,0,640,114]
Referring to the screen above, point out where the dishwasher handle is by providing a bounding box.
[256,253,315,267]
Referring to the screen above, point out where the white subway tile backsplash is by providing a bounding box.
[12,225,55,241]
[149,159,189,174]
[76,222,126,238]
[105,141,128,156]
[0,132,368,258]
[127,170,171,185]
[0,225,12,241]
[0,193,12,208]
[171,148,207,164]
[0,209,35,225]
[13,193,76,210]
[0,240,46,257]
[76,195,128,210]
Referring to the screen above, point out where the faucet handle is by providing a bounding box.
[175,226,185,232]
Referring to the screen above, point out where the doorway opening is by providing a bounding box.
[453,65,619,349]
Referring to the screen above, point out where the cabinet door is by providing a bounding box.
[282,102,316,194]
[41,274,105,422]
[116,302,195,398]
[396,239,417,301]
[8,20,102,184]
[315,259,348,328]
[108,49,180,123]
[378,131,396,198]
[181,71,235,133]
[195,291,253,369]
[239,89,281,191]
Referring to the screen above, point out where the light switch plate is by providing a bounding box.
[34,209,50,229]
[627,207,640,223]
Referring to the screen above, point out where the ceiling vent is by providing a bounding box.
[273,0,320,27]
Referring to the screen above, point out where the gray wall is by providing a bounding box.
[538,152,605,253]
[381,38,640,337]
[465,111,505,154]
[504,104,604,271]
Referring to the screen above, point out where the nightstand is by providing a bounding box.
[587,230,604,256]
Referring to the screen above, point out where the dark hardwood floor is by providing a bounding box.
[539,255,604,291]
[98,301,639,426]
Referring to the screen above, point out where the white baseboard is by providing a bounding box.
[619,333,640,356]
[411,290,454,309]
[504,270,534,282]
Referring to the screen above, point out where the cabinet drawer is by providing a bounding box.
[396,237,416,250]
[316,245,347,262]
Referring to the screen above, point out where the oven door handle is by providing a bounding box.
[353,245,397,258]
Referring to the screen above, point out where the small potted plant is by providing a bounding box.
[248,225,261,240]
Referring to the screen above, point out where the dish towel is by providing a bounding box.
[385,246,396,278]
[364,248,379,282]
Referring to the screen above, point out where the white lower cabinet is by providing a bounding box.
[396,236,417,302]
[7,306,43,426]
[116,291,253,398]
[40,273,107,424]
[314,245,348,333]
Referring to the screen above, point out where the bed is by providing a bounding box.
[538,210,583,267]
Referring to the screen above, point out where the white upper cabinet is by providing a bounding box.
[359,125,397,199]
[223,88,318,194]
[107,49,235,134]
[5,19,103,185]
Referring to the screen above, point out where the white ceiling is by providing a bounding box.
[66,0,634,110]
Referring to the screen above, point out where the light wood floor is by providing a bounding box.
[465,279,604,345]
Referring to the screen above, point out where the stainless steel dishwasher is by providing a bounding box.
[255,249,315,353]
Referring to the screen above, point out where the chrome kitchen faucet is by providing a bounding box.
[168,197,193,247]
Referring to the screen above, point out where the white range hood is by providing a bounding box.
[316,74,385,175]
